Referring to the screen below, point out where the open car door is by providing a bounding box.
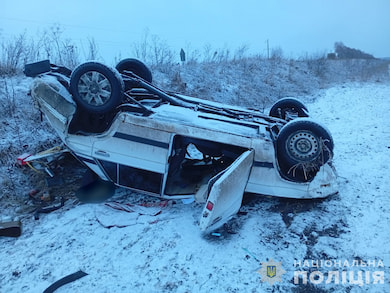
[199,149,254,232]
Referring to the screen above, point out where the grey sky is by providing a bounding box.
[1,0,389,62]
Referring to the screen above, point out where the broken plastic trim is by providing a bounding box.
[34,197,65,220]
[43,270,88,293]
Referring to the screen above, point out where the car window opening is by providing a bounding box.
[98,160,163,194]
[164,135,247,196]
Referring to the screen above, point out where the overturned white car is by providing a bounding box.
[25,59,337,231]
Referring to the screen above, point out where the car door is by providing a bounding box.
[92,116,171,195]
[199,149,254,232]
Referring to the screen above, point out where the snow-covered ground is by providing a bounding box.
[1,79,389,292]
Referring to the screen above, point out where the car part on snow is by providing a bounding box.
[0,218,21,237]
[242,247,260,262]
[24,60,51,77]
[24,59,72,77]
[24,146,69,163]
[16,153,32,166]
[276,118,333,182]
[95,201,170,228]
[116,58,153,83]
[199,150,254,231]
[69,62,125,114]
[22,146,69,177]
[40,190,52,202]
[269,97,309,120]
[26,189,40,198]
[34,197,65,220]
[43,270,88,293]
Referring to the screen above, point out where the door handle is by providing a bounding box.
[95,150,110,157]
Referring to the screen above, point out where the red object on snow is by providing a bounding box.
[16,153,32,166]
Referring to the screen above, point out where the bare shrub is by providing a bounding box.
[132,31,174,71]
[215,47,231,64]
[0,33,29,75]
[39,25,80,69]
[233,45,249,63]
[306,52,328,78]
[202,44,216,63]
[201,44,233,64]
[183,43,201,64]
[133,28,150,63]
[170,70,187,92]
[270,47,284,61]
[0,79,17,116]
[150,35,174,68]
[84,37,99,61]
[0,25,83,74]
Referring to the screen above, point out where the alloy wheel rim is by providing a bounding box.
[77,71,112,106]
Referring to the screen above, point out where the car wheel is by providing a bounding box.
[276,119,333,182]
[269,98,309,120]
[116,58,153,83]
[70,62,124,114]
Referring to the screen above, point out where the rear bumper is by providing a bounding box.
[246,163,337,199]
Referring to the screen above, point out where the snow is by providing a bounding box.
[309,83,390,265]
[1,79,390,292]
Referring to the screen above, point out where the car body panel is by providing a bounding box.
[199,149,254,231]
[31,76,76,140]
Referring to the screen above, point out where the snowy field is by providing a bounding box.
[0,79,389,292]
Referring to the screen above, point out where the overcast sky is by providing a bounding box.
[1,0,389,63]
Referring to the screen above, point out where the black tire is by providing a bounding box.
[269,98,309,120]
[70,62,124,114]
[276,119,333,182]
[116,58,153,83]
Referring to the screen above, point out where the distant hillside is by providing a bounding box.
[1,31,389,110]
[152,58,390,109]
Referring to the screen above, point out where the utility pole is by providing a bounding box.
[266,39,270,59]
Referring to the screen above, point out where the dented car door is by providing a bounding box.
[199,149,254,231]
[92,114,172,195]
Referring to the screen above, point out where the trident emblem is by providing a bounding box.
[267,265,276,278]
